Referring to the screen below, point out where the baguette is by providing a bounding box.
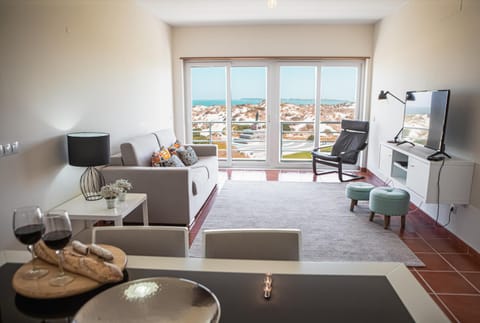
[34,241,123,283]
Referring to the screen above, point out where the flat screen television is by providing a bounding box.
[401,89,451,158]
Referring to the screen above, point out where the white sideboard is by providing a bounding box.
[379,143,473,204]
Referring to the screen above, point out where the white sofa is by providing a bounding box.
[101,129,218,226]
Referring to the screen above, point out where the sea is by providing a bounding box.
[192,98,352,106]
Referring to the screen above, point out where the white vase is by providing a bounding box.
[106,198,117,209]
[118,191,126,202]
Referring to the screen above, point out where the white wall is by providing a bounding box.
[0,0,173,250]
[369,0,480,250]
[171,24,374,140]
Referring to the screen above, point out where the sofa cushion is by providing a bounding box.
[176,146,199,166]
[151,147,171,166]
[120,134,160,166]
[153,155,185,168]
[154,129,177,148]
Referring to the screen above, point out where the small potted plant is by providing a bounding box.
[100,184,121,209]
[114,179,133,202]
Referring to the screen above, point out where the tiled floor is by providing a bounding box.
[192,168,480,323]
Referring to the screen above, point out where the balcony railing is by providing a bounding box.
[192,120,341,160]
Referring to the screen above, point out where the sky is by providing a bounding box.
[191,65,358,101]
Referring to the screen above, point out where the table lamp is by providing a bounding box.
[67,132,110,201]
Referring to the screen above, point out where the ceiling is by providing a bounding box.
[137,0,408,26]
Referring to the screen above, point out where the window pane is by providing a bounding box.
[191,67,227,159]
[231,67,267,160]
[279,66,316,160]
[319,66,358,149]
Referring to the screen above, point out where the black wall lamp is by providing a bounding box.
[378,90,415,104]
[378,90,415,145]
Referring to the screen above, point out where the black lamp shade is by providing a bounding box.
[378,90,389,100]
[67,132,110,167]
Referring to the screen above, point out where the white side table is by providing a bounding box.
[54,193,148,227]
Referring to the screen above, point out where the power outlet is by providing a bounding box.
[449,204,457,214]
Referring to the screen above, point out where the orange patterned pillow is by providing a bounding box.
[151,147,171,166]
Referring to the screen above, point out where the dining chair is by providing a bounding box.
[203,228,301,261]
[92,226,189,257]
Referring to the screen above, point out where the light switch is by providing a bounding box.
[4,143,12,155]
[12,141,19,154]
[0,145,4,157]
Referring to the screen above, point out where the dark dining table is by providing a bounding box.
[0,251,448,323]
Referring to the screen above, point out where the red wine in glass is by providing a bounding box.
[14,224,44,245]
[42,210,74,287]
[43,230,72,250]
[13,206,49,279]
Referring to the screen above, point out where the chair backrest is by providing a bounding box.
[203,228,301,261]
[331,120,369,164]
[92,226,189,257]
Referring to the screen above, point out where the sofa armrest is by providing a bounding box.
[187,144,218,157]
[101,166,192,225]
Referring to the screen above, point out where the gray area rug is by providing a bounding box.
[190,181,424,267]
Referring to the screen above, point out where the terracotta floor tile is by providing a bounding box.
[410,270,433,292]
[416,227,451,239]
[416,253,455,271]
[417,271,478,294]
[429,294,459,323]
[463,273,480,291]
[427,239,469,254]
[402,238,435,253]
[438,295,480,323]
[393,229,420,239]
[442,254,480,272]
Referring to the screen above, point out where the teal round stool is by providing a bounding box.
[369,187,410,229]
[345,182,375,212]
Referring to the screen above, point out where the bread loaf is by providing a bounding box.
[34,241,123,283]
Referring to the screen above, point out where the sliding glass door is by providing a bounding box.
[185,60,364,168]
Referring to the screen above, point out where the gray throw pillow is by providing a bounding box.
[176,146,199,166]
[154,155,185,168]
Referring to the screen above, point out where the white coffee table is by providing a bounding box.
[54,193,148,227]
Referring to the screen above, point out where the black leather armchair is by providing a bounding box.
[311,120,369,182]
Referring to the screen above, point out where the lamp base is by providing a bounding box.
[80,167,105,201]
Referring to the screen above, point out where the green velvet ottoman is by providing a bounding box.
[345,182,375,212]
[369,187,410,229]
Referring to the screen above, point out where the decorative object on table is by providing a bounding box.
[114,178,132,202]
[41,210,74,286]
[73,277,221,323]
[67,132,110,201]
[100,184,121,209]
[263,273,273,299]
[13,243,126,299]
[12,206,49,279]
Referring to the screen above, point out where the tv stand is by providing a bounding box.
[378,143,473,204]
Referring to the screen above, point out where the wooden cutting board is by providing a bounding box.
[12,244,127,299]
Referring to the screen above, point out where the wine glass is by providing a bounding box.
[13,206,49,279]
[42,210,74,287]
